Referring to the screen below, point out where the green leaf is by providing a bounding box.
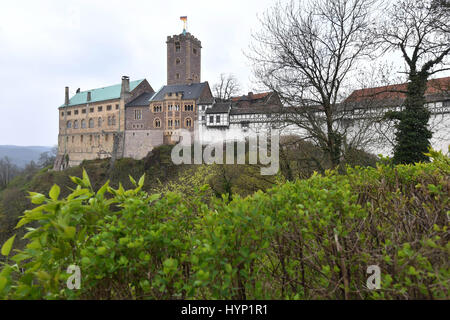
[64,226,76,239]
[82,169,92,188]
[1,234,16,257]
[29,192,46,205]
[129,175,137,186]
[0,276,7,293]
[49,184,60,201]
[138,174,145,188]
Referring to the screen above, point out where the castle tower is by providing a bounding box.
[166,31,202,85]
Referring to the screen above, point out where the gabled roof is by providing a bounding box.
[125,92,156,107]
[150,82,210,102]
[61,79,145,107]
[345,77,450,103]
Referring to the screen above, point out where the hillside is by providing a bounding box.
[0,145,53,168]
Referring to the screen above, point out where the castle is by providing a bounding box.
[55,26,450,170]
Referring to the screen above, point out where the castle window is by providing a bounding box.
[82,109,86,114]
[107,105,112,111]
[61,112,64,117]
[175,119,180,127]
[108,116,112,126]
[176,73,180,80]
[202,116,205,121]
[168,119,173,127]
[74,110,79,115]
[185,118,192,128]
[74,120,79,129]
[153,105,162,112]
[98,117,102,127]
[209,116,214,123]
[184,104,194,112]
[90,135,93,142]
[216,115,220,123]
[81,135,84,143]
[175,42,180,52]
[67,111,71,116]
[175,105,180,111]
[90,107,94,113]
[168,105,173,111]
[116,104,119,110]
[67,121,72,128]
[193,48,197,55]
[134,109,142,120]
[81,119,86,128]
[176,58,181,65]
[112,116,116,125]
[89,118,94,128]
[98,106,103,112]
[154,118,161,128]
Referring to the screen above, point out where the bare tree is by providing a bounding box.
[38,146,57,167]
[0,157,20,189]
[248,0,380,167]
[213,73,241,100]
[378,0,450,163]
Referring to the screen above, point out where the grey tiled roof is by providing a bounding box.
[151,82,210,102]
[205,102,231,114]
[125,92,156,107]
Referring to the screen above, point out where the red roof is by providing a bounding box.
[345,76,450,103]
[231,92,271,102]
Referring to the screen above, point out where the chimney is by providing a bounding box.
[87,91,91,102]
[121,76,130,98]
[65,87,69,105]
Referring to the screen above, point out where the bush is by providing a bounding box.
[0,151,448,300]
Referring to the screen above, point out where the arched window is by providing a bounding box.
[112,116,116,125]
[67,121,72,129]
[154,118,161,128]
[89,118,94,128]
[108,116,112,126]
[74,120,79,129]
[98,117,102,127]
[185,117,192,128]
[81,119,86,128]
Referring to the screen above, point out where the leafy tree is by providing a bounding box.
[379,0,450,164]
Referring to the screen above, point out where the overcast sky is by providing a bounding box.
[0,0,448,147]
[0,0,276,146]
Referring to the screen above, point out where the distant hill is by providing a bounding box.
[0,145,53,168]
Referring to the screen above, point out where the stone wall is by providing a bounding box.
[123,130,164,159]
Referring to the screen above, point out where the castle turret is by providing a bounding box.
[166,32,202,85]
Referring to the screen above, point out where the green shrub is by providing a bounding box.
[0,151,448,300]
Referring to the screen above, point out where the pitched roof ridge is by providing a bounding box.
[76,79,145,94]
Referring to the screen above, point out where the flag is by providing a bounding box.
[180,16,187,22]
